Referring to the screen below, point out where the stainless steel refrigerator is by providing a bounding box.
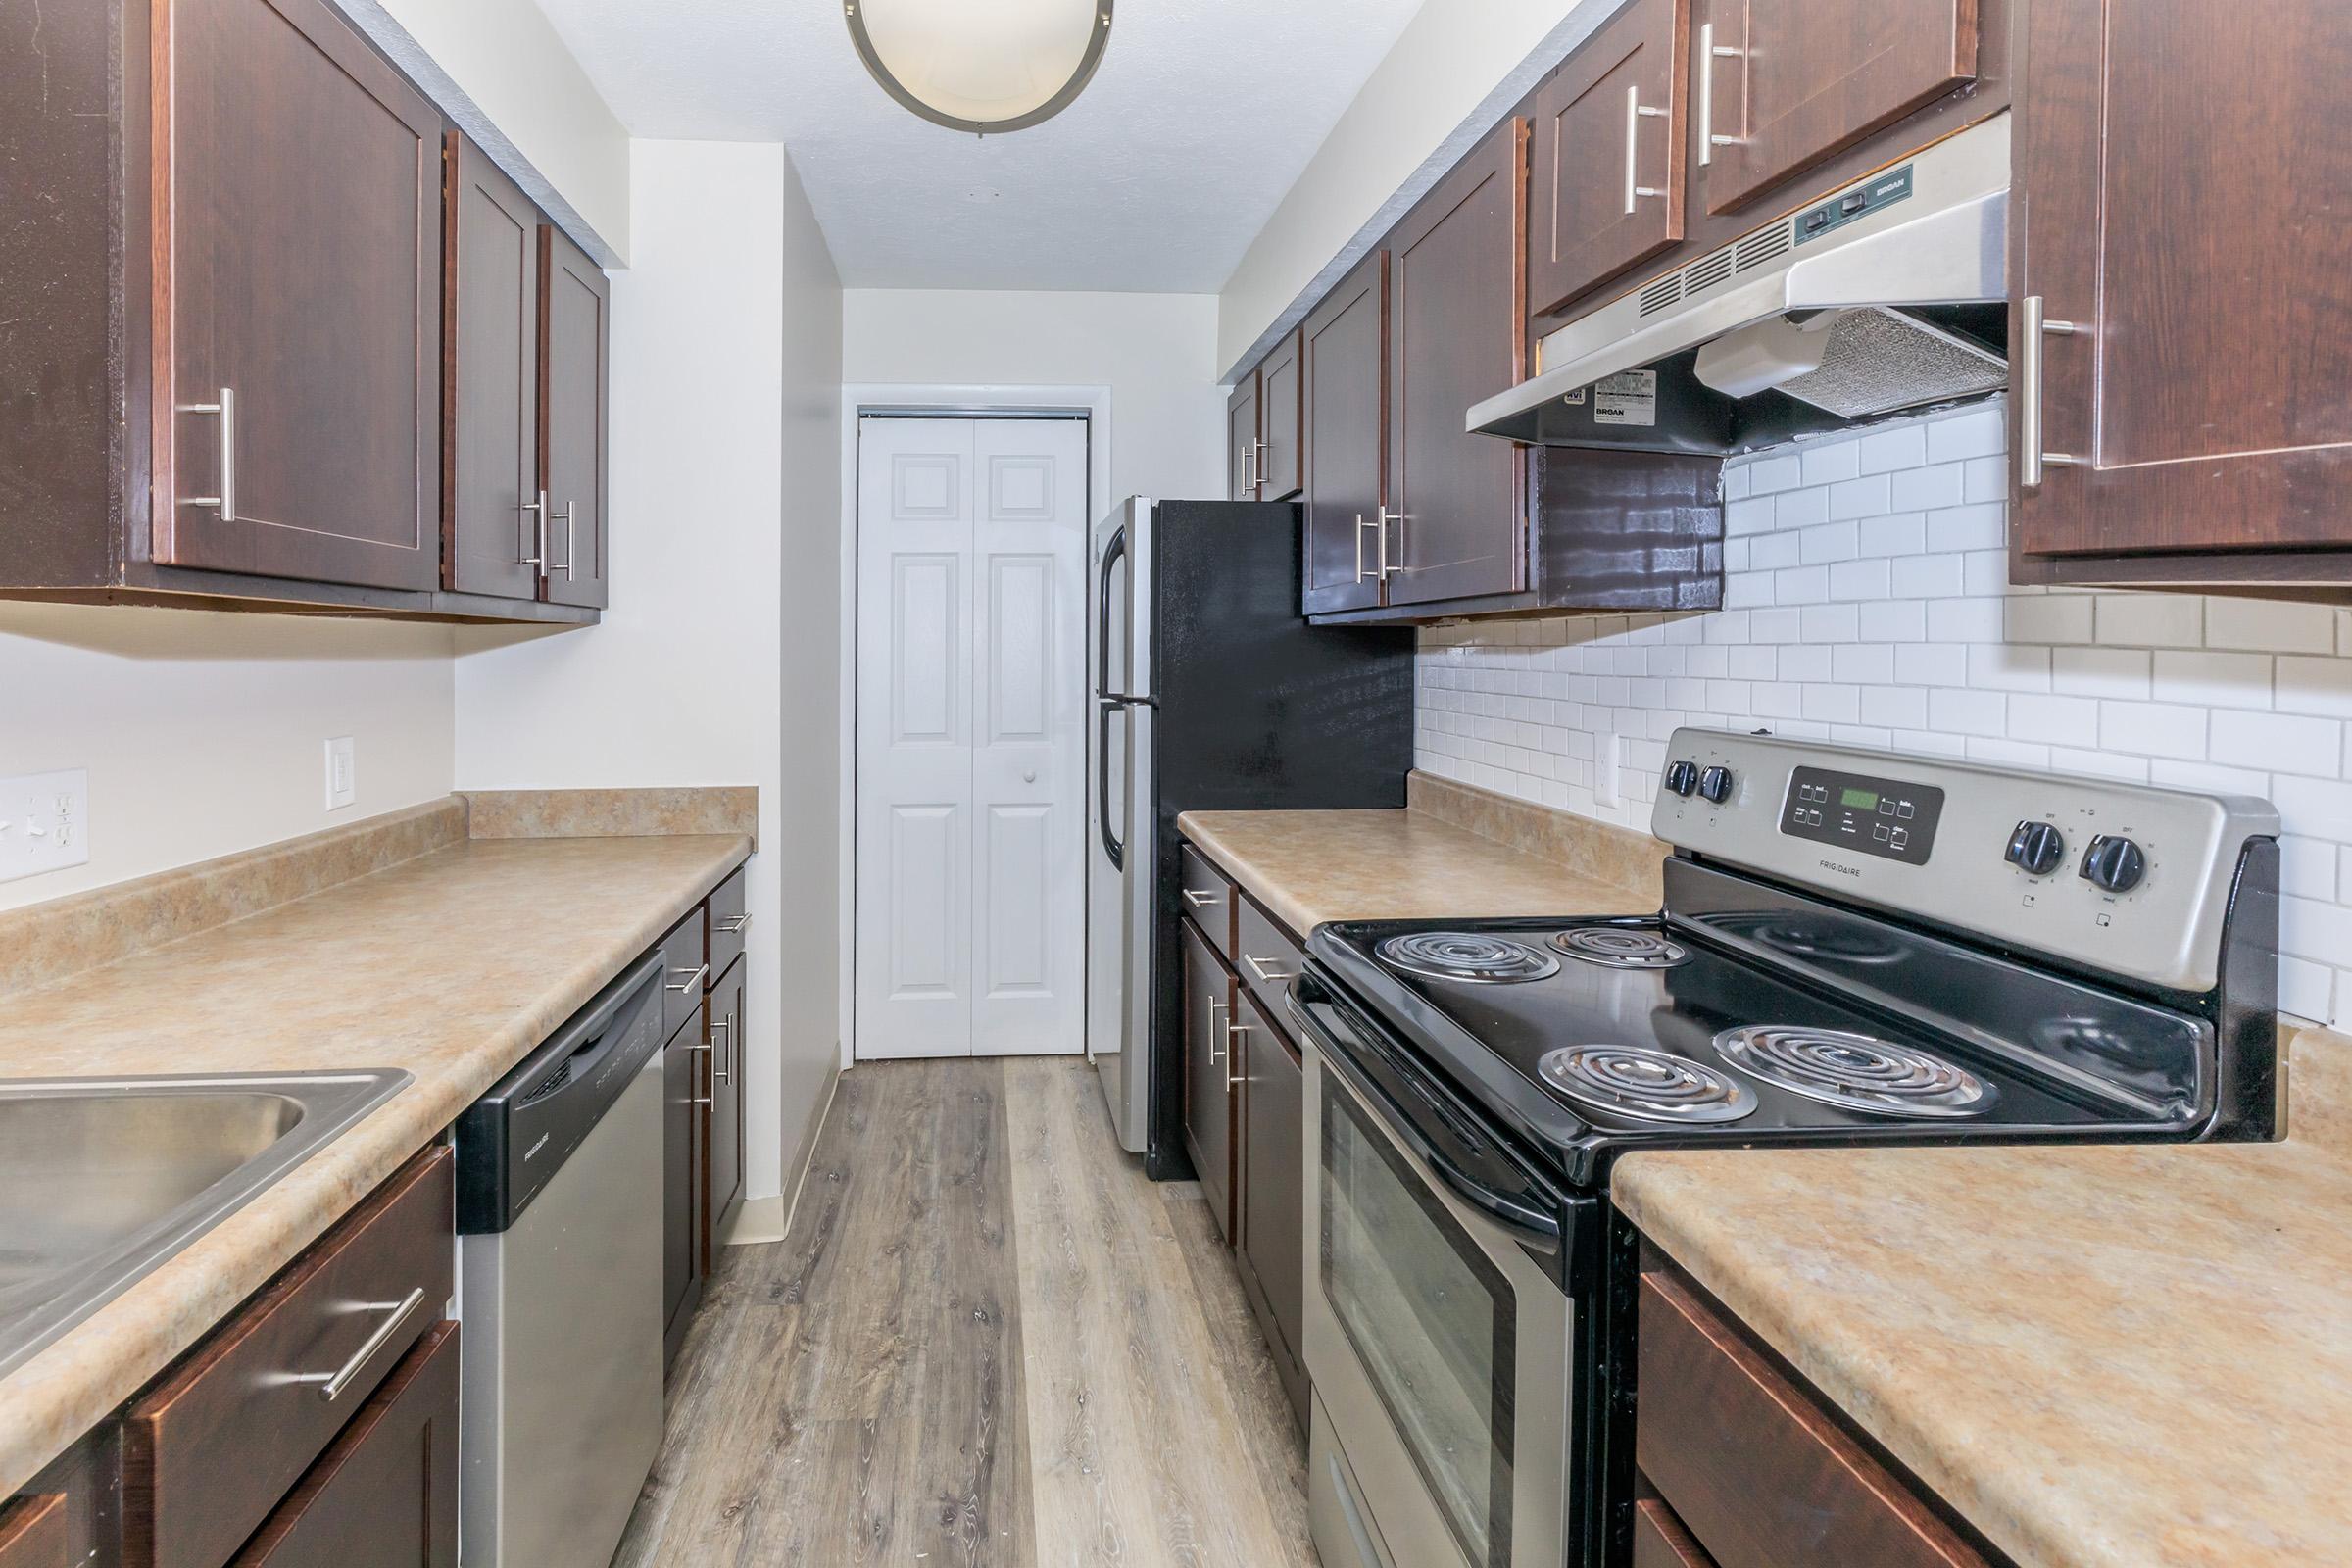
[1086,496,1414,1173]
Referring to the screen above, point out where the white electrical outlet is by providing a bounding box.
[0,769,91,884]
[325,737,357,811]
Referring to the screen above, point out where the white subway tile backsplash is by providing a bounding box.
[1419,401,2352,1026]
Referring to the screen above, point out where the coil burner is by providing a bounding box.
[1714,1025,1990,1119]
[1537,1045,1756,1124]
[1376,932,1561,985]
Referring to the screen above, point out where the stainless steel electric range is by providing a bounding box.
[1285,728,2283,1568]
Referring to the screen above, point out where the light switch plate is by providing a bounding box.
[0,769,91,884]
[324,737,357,811]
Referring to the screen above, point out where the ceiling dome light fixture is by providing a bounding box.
[845,0,1113,136]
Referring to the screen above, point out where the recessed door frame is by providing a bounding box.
[835,382,1114,1073]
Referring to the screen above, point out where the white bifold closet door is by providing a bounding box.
[854,416,1089,1060]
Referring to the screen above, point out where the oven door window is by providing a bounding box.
[1321,1074,1516,1568]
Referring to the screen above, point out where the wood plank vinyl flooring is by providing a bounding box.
[613,1058,1319,1568]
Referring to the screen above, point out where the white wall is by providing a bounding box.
[841,290,1225,502]
[352,0,633,262]
[1417,400,2352,1029]
[456,140,844,1206]
[1215,0,1613,374]
[0,607,455,910]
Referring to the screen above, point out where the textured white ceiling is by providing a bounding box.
[532,0,1425,291]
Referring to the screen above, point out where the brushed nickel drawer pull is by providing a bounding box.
[298,1286,426,1403]
[1243,954,1294,984]
[666,963,710,994]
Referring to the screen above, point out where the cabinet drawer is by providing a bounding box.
[0,1494,66,1568]
[229,1322,460,1567]
[1177,843,1236,957]
[1637,1269,1987,1568]
[126,1149,455,1568]
[1634,1499,1717,1568]
[658,910,709,1039]
[1235,897,1303,1021]
[708,865,749,982]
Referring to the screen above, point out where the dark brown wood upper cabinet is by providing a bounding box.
[538,224,611,609]
[1528,0,1690,318]
[2011,0,2352,585]
[1692,0,1977,216]
[1227,368,1262,500]
[442,133,541,600]
[1300,250,1390,616]
[1385,116,1530,608]
[1258,329,1304,500]
[154,0,443,592]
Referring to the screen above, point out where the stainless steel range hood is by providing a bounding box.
[1469,114,2010,453]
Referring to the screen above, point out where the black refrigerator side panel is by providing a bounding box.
[1143,499,1416,1177]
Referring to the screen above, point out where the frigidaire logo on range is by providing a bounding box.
[1818,858,1863,879]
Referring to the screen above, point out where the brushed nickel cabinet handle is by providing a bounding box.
[1698,23,1745,167]
[1243,954,1293,984]
[175,386,238,518]
[2018,296,2082,490]
[666,963,710,995]
[1625,85,1669,214]
[295,1286,425,1403]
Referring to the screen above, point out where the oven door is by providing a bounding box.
[1291,977,1576,1568]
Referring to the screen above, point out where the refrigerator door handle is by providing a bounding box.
[1097,702,1124,869]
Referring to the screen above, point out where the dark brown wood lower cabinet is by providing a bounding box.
[1182,918,1238,1238]
[663,1006,707,1367]
[1235,991,1308,1428]
[1637,1265,1992,1568]
[706,957,747,1265]
[0,1494,67,1568]
[229,1323,460,1567]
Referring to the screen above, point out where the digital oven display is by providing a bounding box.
[1781,766,1945,865]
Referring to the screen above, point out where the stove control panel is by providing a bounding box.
[1780,765,1944,865]
[1651,727,2279,993]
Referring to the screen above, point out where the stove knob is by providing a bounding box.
[1663,760,1699,797]
[2004,820,2066,877]
[1697,765,1735,805]
[2079,834,2147,894]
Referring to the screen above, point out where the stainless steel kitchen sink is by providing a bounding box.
[0,1070,412,1381]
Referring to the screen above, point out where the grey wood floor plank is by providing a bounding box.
[617,1057,1314,1568]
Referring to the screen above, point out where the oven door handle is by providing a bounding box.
[1289,977,1564,1255]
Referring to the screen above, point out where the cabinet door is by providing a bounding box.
[1300,250,1388,616]
[1386,117,1529,608]
[1693,0,1977,215]
[1259,329,1303,500]
[1227,369,1262,500]
[538,224,610,608]
[1237,994,1307,1422]
[227,1324,460,1568]
[154,0,442,591]
[1528,0,1690,318]
[2013,0,2352,561]
[662,1017,704,1364]
[1181,920,1237,1239]
[706,961,746,1264]
[442,133,541,600]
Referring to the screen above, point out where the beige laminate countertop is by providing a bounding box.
[0,832,749,1496]
[1614,1031,2352,1568]
[1176,808,1654,932]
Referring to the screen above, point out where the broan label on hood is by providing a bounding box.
[1592,369,1658,426]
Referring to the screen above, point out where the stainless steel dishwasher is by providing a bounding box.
[455,954,666,1567]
